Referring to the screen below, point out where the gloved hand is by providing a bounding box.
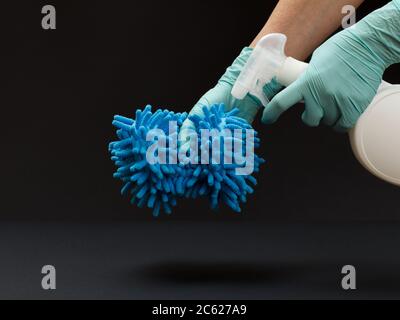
[262,0,400,131]
[179,47,281,143]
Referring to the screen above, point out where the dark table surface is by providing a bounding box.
[0,220,399,300]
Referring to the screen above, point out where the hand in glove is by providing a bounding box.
[263,0,400,131]
[180,47,281,143]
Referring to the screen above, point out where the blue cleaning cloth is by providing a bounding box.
[109,103,265,217]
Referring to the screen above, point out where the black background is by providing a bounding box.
[1,0,399,221]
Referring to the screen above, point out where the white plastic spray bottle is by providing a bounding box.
[232,33,400,186]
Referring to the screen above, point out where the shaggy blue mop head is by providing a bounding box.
[109,104,265,216]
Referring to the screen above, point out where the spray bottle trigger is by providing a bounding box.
[249,80,270,108]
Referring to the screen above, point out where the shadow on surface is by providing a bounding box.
[132,261,313,285]
[123,260,400,298]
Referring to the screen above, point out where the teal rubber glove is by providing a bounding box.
[180,47,281,143]
[262,0,400,131]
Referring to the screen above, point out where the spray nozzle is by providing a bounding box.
[232,33,308,107]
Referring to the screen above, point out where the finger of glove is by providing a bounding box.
[333,120,351,133]
[333,117,354,133]
[178,98,210,147]
[235,94,261,124]
[263,77,283,100]
[301,99,324,127]
[262,82,303,124]
[321,103,340,127]
[332,98,361,132]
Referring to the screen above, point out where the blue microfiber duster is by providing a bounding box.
[109,103,265,216]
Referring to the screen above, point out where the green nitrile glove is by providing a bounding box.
[179,47,281,143]
[263,0,400,131]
